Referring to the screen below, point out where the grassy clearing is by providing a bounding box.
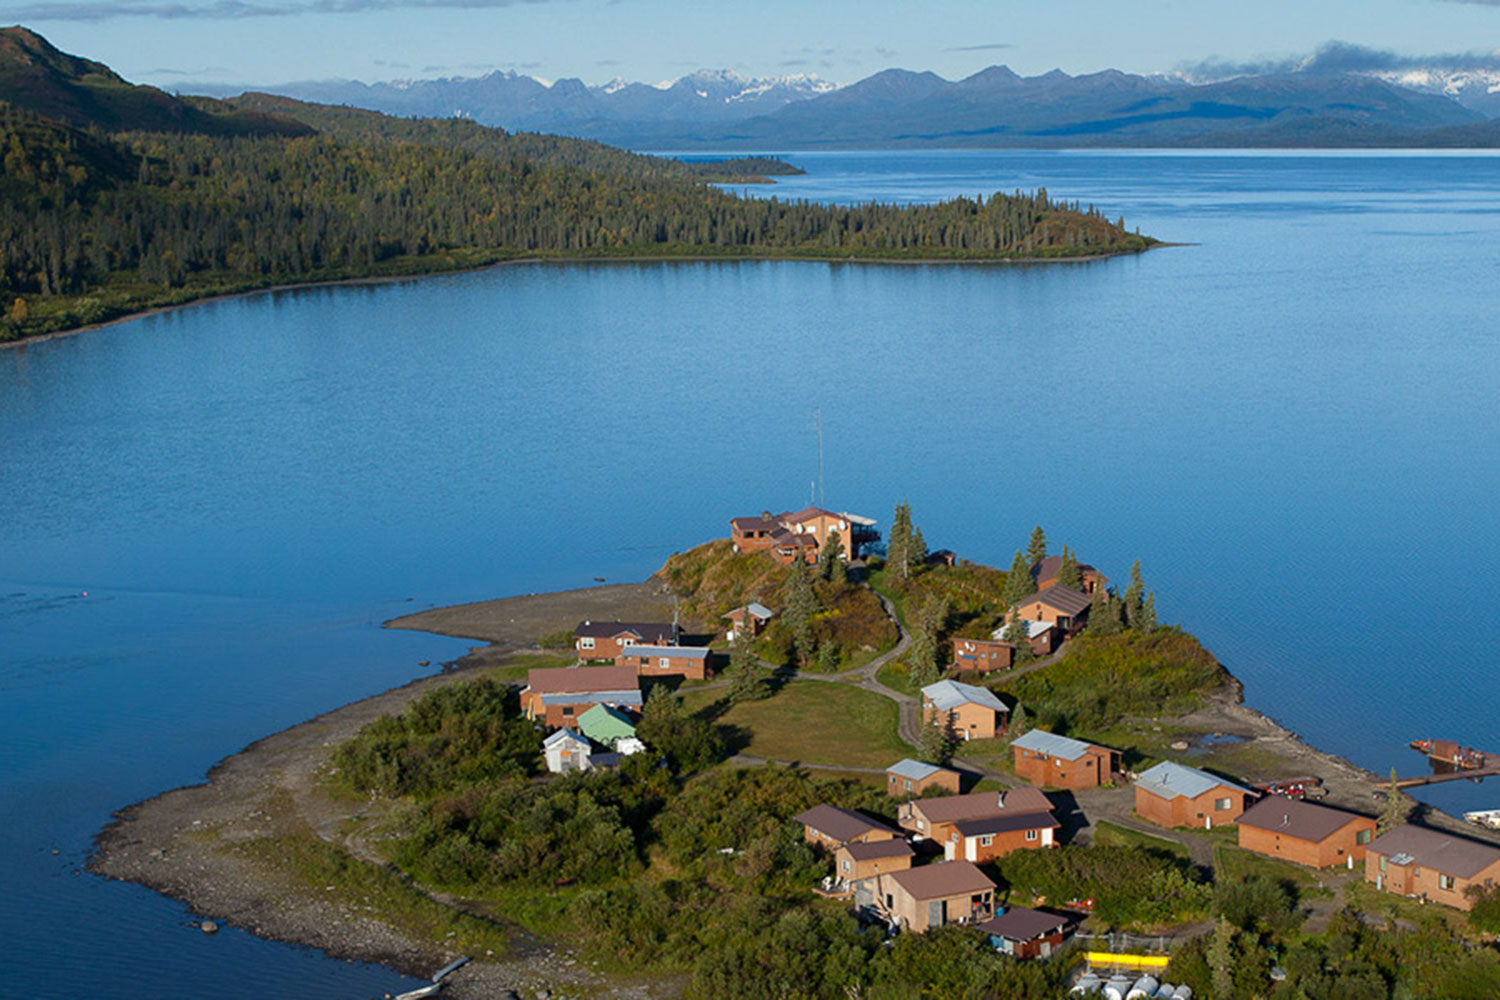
[485,652,574,683]
[685,681,909,768]
[1213,842,1320,889]
[1094,820,1191,859]
[875,659,919,696]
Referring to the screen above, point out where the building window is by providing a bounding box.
[579,637,595,650]
[1026,830,1038,841]
[622,638,634,647]
[841,860,850,872]
[1215,797,1232,811]
[1357,829,1372,845]
[905,779,913,792]
[1380,856,1387,872]
[1439,874,1456,892]
[562,707,574,716]
[659,658,671,668]
[980,835,994,847]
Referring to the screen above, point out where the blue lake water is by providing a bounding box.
[5,149,1500,996]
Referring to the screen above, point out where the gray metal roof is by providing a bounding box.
[540,690,644,707]
[988,619,1054,642]
[1135,760,1252,800]
[543,728,589,749]
[620,644,710,659]
[922,679,1008,714]
[1009,729,1097,761]
[887,758,945,781]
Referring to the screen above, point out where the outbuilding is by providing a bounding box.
[886,759,963,798]
[977,906,1073,959]
[921,679,1009,741]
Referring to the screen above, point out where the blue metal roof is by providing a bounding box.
[1135,760,1251,800]
[887,758,944,781]
[1009,729,1094,761]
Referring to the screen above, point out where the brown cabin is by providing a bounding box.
[899,787,1054,850]
[835,839,914,883]
[886,759,963,798]
[1031,555,1108,595]
[856,861,996,933]
[1010,587,1092,632]
[1365,825,1500,911]
[522,665,643,729]
[613,644,713,681]
[573,620,677,661]
[795,804,902,850]
[1134,761,1254,829]
[1010,729,1121,791]
[1237,797,1376,868]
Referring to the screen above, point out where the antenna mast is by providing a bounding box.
[815,407,825,508]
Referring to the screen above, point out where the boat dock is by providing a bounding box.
[1382,739,1500,789]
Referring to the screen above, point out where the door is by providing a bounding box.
[928,900,946,929]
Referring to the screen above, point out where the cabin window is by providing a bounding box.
[841,860,850,872]
[621,638,634,646]
[905,779,913,792]
[562,706,574,716]
[1357,829,1372,845]
[1380,856,1388,872]
[659,658,671,668]
[1026,830,1038,842]
[980,835,994,847]
[1439,874,1456,891]
[579,637,595,650]
[1215,797,1232,811]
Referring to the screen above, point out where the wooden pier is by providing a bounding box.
[1382,739,1500,789]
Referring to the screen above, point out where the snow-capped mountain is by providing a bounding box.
[1373,68,1500,118]
[194,68,840,131]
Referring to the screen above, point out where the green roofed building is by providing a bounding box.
[577,703,637,748]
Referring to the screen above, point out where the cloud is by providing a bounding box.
[1177,40,1500,81]
[945,42,1014,52]
[2,0,560,20]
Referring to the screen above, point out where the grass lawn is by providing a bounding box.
[876,660,920,696]
[686,681,911,769]
[1094,820,1191,859]
[1214,841,1320,889]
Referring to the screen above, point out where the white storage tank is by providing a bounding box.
[1173,987,1194,1000]
[1126,975,1159,999]
[1070,974,1102,995]
[1154,985,1177,998]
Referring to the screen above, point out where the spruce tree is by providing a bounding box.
[818,529,842,581]
[1123,560,1146,630]
[1056,545,1083,591]
[920,708,959,766]
[1140,591,1158,633]
[1009,702,1028,738]
[1379,769,1408,834]
[1004,614,1035,665]
[1027,525,1048,567]
[784,560,820,668]
[908,595,949,686]
[1208,917,1235,1000]
[727,619,771,701]
[887,501,913,578]
[1087,586,1121,636]
[910,525,928,569]
[1003,549,1034,608]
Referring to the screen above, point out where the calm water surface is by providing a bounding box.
[4,149,1500,996]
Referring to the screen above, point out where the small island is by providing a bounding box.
[91,506,1500,1000]
[0,29,1157,347]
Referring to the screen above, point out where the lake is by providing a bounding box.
[4,149,1500,997]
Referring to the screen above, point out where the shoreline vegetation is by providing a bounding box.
[90,536,1500,1000]
[0,28,1158,348]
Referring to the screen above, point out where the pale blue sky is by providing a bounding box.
[9,0,1500,88]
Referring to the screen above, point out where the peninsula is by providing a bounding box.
[91,510,1500,1000]
[0,28,1155,347]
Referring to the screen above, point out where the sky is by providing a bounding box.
[7,0,1500,89]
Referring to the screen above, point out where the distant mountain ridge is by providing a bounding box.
[194,60,1499,149]
[0,26,309,137]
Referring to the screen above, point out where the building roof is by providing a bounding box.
[1032,555,1101,585]
[619,644,711,660]
[910,788,1053,824]
[543,728,589,749]
[577,704,637,744]
[952,811,1061,837]
[731,515,777,532]
[987,619,1054,643]
[794,804,898,843]
[527,664,641,694]
[724,602,775,620]
[1015,586,1092,617]
[1135,761,1253,801]
[840,839,915,862]
[1238,797,1369,843]
[1010,729,1105,762]
[922,679,1009,714]
[887,860,995,900]
[977,906,1071,942]
[573,620,676,643]
[539,690,644,708]
[1366,824,1500,879]
[887,758,950,781]
[782,506,844,525]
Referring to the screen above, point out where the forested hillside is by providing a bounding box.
[0,30,1156,344]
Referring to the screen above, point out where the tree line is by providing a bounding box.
[0,97,1154,342]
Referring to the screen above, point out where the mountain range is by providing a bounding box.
[184,61,1500,149]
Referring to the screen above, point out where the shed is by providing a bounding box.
[977,905,1072,958]
[543,728,592,774]
[577,704,637,749]
[1010,729,1121,790]
[886,758,963,798]
[921,679,1009,741]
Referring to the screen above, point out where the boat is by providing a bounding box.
[1464,809,1500,830]
[430,956,469,983]
[394,985,442,1000]
[1411,739,1486,770]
